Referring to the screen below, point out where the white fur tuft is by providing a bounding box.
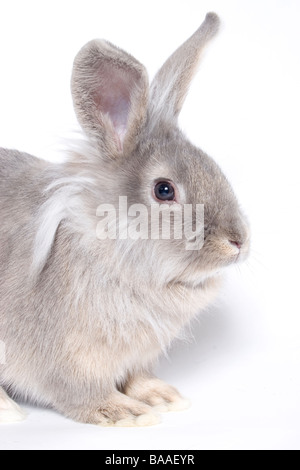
[32,174,97,277]
[0,390,26,424]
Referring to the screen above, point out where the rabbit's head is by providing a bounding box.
[70,13,250,287]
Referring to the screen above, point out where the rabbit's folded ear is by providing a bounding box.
[71,40,149,156]
[149,12,220,127]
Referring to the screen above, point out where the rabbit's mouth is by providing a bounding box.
[166,236,250,291]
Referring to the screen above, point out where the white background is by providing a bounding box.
[0,0,300,450]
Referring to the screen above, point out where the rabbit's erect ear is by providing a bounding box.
[149,13,220,126]
[71,40,149,156]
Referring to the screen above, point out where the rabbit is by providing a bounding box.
[0,12,250,426]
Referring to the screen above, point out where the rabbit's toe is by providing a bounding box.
[114,411,161,427]
[124,375,190,413]
[153,397,190,412]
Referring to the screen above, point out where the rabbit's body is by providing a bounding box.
[0,146,220,424]
[0,13,250,425]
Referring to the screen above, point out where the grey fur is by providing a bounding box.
[0,13,250,425]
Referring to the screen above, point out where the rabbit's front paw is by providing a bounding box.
[124,376,190,412]
[72,391,161,427]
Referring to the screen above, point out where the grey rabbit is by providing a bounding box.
[0,13,250,426]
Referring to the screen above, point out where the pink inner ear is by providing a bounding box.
[94,63,135,148]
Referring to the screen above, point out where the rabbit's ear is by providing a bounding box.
[149,13,220,126]
[71,40,149,156]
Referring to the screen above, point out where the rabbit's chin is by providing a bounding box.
[172,268,224,291]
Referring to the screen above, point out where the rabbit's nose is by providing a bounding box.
[229,240,242,250]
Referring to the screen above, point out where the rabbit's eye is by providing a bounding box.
[154,181,176,202]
